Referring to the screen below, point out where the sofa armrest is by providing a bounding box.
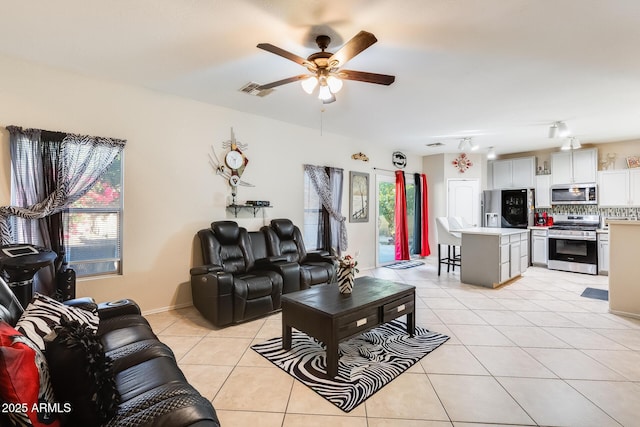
[305,251,336,263]
[255,255,288,266]
[97,299,142,320]
[63,297,97,313]
[190,264,224,276]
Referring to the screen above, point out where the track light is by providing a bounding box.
[458,137,477,152]
[549,121,571,139]
[570,137,581,149]
[561,139,572,150]
[487,147,496,160]
[558,121,570,137]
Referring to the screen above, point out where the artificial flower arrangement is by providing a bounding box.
[338,254,359,273]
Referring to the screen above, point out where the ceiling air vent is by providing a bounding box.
[239,82,274,97]
[426,142,445,147]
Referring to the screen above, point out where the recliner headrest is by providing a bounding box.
[271,219,295,239]
[211,221,241,245]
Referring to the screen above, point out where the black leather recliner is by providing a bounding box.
[191,221,284,327]
[262,218,337,289]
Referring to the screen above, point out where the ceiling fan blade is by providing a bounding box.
[257,43,312,68]
[257,74,310,90]
[328,30,377,67]
[338,69,396,85]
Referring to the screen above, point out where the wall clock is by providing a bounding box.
[452,153,473,173]
[392,151,407,169]
[208,127,254,188]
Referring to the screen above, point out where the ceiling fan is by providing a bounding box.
[256,30,395,104]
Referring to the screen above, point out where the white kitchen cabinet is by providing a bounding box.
[535,174,552,208]
[551,148,597,185]
[630,169,640,205]
[491,157,535,189]
[520,233,529,272]
[598,170,629,206]
[531,229,548,266]
[510,234,521,277]
[599,169,640,206]
[598,232,609,275]
[461,229,529,288]
[572,149,598,183]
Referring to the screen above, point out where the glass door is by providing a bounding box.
[376,174,395,265]
[376,174,417,266]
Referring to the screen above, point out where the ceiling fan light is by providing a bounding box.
[301,76,318,94]
[318,85,333,101]
[326,75,343,93]
[487,147,496,160]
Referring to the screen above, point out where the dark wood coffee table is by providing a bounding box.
[281,276,415,378]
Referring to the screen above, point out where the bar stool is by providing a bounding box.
[435,217,462,276]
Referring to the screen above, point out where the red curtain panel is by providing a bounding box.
[420,174,431,257]
[394,171,410,260]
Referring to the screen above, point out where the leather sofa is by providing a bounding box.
[191,219,336,327]
[0,277,220,427]
[262,218,336,289]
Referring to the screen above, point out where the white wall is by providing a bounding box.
[423,152,487,252]
[0,54,422,312]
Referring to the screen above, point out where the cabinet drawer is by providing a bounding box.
[598,233,609,242]
[532,229,548,237]
[336,307,379,340]
[510,234,521,243]
[500,235,510,245]
[382,294,415,323]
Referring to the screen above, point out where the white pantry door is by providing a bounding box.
[447,179,480,226]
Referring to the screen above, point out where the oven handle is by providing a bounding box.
[548,235,597,241]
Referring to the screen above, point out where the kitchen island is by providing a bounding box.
[460,227,529,288]
[607,220,640,319]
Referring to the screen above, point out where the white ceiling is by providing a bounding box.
[1,0,640,156]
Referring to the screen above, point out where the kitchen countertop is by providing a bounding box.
[460,227,529,236]
[528,225,551,230]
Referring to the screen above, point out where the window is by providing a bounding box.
[63,153,123,277]
[303,171,323,251]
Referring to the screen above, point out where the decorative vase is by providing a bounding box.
[337,266,354,294]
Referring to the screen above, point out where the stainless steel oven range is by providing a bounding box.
[547,214,600,275]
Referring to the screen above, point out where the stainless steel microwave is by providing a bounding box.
[550,183,597,205]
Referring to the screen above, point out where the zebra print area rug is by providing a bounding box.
[251,320,449,412]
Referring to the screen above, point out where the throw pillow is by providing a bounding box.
[44,318,120,426]
[0,321,60,427]
[16,293,99,351]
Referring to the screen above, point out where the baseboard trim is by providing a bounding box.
[141,301,193,316]
[609,308,640,320]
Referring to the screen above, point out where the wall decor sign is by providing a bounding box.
[626,156,640,168]
[392,151,407,169]
[349,171,369,223]
[452,153,473,173]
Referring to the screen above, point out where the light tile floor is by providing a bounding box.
[145,261,640,426]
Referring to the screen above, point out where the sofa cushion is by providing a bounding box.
[44,318,120,426]
[16,293,99,351]
[0,322,60,427]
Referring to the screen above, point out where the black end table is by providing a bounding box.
[0,244,57,308]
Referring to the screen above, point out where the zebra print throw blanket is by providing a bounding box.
[251,320,449,412]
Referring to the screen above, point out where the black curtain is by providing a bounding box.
[412,173,422,254]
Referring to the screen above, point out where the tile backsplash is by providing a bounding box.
[536,205,640,219]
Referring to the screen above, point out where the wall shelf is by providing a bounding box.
[226,204,272,217]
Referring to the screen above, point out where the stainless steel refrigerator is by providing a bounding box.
[482,189,535,228]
